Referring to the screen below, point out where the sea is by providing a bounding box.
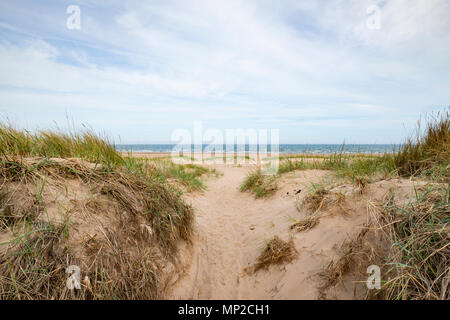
[115,144,397,154]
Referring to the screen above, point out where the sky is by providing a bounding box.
[0,0,449,144]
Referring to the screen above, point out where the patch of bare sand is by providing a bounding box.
[167,166,429,299]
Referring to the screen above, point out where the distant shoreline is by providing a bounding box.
[120,151,388,159]
[116,144,397,155]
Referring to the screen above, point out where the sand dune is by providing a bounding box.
[167,164,425,299]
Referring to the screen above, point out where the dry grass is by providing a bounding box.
[318,228,373,299]
[290,214,320,232]
[318,182,449,300]
[393,110,449,179]
[291,185,349,233]
[354,176,369,194]
[301,187,329,213]
[372,184,450,300]
[252,236,298,272]
[0,220,162,299]
[0,132,194,299]
[316,110,449,299]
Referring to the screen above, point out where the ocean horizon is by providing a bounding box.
[115,144,397,154]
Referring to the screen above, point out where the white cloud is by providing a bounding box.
[0,0,449,143]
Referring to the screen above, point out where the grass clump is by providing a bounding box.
[0,124,123,167]
[323,110,449,181]
[301,186,329,213]
[0,219,162,299]
[239,159,304,198]
[243,109,448,198]
[149,159,218,192]
[393,111,449,179]
[372,184,450,300]
[290,214,320,232]
[318,182,449,300]
[273,109,449,182]
[252,236,298,272]
[291,184,348,233]
[276,153,395,185]
[318,228,371,299]
[277,159,305,174]
[240,169,277,198]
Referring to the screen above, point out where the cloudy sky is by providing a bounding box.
[0,0,449,144]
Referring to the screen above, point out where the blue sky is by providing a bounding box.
[0,0,449,144]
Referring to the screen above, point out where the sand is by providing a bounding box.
[115,152,426,299]
[0,153,427,299]
[165,162,425,300]
[167,165,343,299]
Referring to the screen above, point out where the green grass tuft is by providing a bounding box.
[240,169,277,198]
[393,110,449,179]
[0,124,124,167]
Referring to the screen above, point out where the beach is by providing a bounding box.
[0,113,448,300]
[135,157,434,299]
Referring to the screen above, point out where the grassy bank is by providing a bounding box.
[0,125,123,166]
[238,110,449,300]
[393,111,449,178]
[260,110,448,300]
[146,157,219,192]
[0,125,200,299]
[241,110,449,198]
[374,183,449,299]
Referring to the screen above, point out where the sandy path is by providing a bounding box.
[166,165,416,299]
[168,165,256,299]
